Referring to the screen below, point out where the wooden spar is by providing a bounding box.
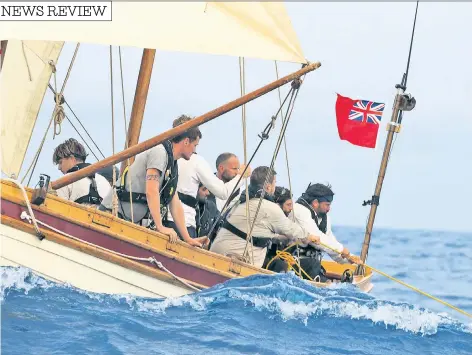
[357,92,403,269]
[51,61,321,190]
[119,48,156,174]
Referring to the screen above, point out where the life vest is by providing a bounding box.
[66,163,102,205]
[116,140,178,218]
[196,199,220,237]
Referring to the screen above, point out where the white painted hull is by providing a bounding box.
[0,223,191,299]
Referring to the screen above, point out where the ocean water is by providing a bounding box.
[2,227,472,355]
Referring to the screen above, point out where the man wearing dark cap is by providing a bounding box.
[290,183,361,266]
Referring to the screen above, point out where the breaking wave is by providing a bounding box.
[2,266,472,355]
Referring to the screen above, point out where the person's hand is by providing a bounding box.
[308,234,320,244]
[240,164,252,178]
[156,225,178,243]
[347,254,363,265]
[198,236,211,249]
[183,236,209,248]
[341,247,350,258]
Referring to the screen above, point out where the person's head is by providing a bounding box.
[171,115,202,160]
[197,183,210,202]
[215,152,240,183]
[52,138,88,174]
[250,166,277,196]
[274,186,293,216]
[301,183,334,215]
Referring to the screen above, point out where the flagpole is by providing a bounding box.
[356,1,419,274]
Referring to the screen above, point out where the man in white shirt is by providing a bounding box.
[210,153,245,212]
[166,153,251,238]
[53,138,111,209]
[290,183,362,265]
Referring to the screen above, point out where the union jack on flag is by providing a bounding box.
[348,100,385,124]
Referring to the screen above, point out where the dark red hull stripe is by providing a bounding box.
[1,199,229,288]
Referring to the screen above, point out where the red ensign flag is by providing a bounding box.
[335,93,385,149]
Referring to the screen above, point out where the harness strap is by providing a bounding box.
[67,163,102,205]
[178,192,198,208]
[221,220,271,248]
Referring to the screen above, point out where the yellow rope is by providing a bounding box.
[265,239,472,318]
[265,242,313,281]
[366,264,472,318]
[316,240,472,319]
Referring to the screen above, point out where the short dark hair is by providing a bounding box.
[302,183,334,203]
[53,138,88,164]
[250,166,276,190]
[171,114,202,143]
[215,152,237,170]
[274,186,292,205]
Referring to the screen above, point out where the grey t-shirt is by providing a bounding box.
[102,144,168,222]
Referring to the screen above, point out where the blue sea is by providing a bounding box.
[2,227,472,355]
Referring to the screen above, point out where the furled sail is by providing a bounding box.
[0,2,306,64]
[0,40,64,177]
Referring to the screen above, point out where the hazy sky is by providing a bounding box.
[15,2,472,232]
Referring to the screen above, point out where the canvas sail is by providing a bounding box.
[0,2,306,64]
[0,40,64,177]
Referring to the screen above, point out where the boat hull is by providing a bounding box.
[1,223,190,298]
[1,180,374,297]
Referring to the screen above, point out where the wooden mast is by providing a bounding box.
[357,92,404,266]
[119,48,156,174]
[51,61,321,190]
[356,1,419,274]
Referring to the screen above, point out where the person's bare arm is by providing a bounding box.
[145,168,178,242]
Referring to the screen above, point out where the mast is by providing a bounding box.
[50,61,321,190]
[356,2,419,272]
[119,48,156,174]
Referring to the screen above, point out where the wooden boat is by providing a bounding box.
[1,2,375,298]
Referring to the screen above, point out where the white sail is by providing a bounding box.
[0,40,64,177]
[0,2,306,64]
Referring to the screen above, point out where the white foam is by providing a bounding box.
[1,266,53,302]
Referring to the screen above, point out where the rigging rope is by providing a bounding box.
[274,61,301,271]
[239,57,254,264]
[109,46,118,217]
[52,43,80,139]
[47,83,102,162]
[47,84,106,160]
[242,82,301,261]
[205,86,295,240]
[118,46,134,223]
[21,41,32,81]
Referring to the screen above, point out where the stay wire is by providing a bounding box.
[206,86,295,240]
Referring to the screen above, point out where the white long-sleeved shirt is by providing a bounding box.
[289,203,348,264]
[167,154,244,228]
[210,199,309,268]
